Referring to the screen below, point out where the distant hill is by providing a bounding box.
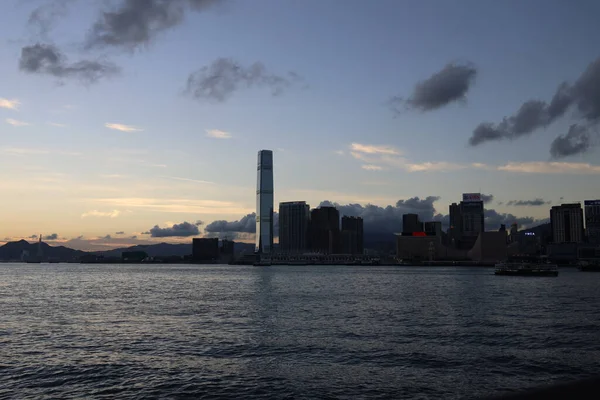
[94,241,257,258]
[0,240,87,261]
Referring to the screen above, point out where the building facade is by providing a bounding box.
[192,238,219,262]
[585,200,600,244]
[279,201,310,254]
[341,216,364,254]
[255,150,274,254]
[309,206,340,254]
[460,195,484,237]
[402,214,422,234]
[551,203,585,243]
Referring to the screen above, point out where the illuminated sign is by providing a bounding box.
[524,232,535,236]
[462,193,481,202]
[584,200,600,206]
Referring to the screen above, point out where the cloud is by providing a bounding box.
[81,210,121,218]
[28,0,74,38]
[185,58,305,102]
[147,221,203,237]
[130,235,138,239]
[404,161,467,172]
[498,161,600,174]
[390,62,477,113]
[47,122,67,127]
[350,143,401,155]
[481,194,494,204]
[469,56,600,147]
[362,165,383,171]
[320,197,440,234]
[84,0,222,51]
[102,234,112,240]
[550,124,594,159]
[105,123,143,132]
[506,199,550,206]
[5,118,30,127]
[0,98,20,110]
[484,209,548,230]
[19,43,120,83]
[206,129,231,139]
[205,213,257,233]
[161,176,214,185]
[334,150,345,156]
[115,231,125,235]
[94,197,251,214]
[44,233,58,240]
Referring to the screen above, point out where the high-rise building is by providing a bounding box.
[550,203,584,243]
[402,214,422,234]
[449,202,462,245]
[460,193,485,237]
[193,238,219,262]
[279,201,310,254]
[255,150,274,254]
[585,200,600,244]
[341,216,364,254]
[424,221,443,237]
[309,206,340,254]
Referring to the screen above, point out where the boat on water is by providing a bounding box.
[495,257,558,276]
[578,260,600,272]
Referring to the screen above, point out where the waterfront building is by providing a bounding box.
[585,200,600,244]
[279,201,310,254]
[256,150,274,254]
[402,214,422,234]
[550,203,584,243]
[309,206,340,254]
[341,216,364,254]
[192,238,219,261]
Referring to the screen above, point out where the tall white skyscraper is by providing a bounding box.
[256,150,274,254]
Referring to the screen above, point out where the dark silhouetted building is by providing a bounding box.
[461,193,484,237]
[585,200,600,244]
[310,206,340,254]
[256,150,274,254]
[220,239,235,263]
[402,214,422,234]
[424,221,442,237]
[279,201,310,254]
[341,216,363,254]
[193,238,219,262]
[551,203,584,243]
[449,202,462,245]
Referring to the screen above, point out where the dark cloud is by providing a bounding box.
[102,234,112,240]
[481,194,494,204]
[44,233,58,240]
[130,235,138,239]
[205,213,257,233]
[148,221,201,237]
[85,0,222,51]
[115,231,125,235]
[320,196,441,234]
[484,210,548,230]
[185,58,305,102]
[506,199,550,206]
[19,43,120,83]
[550,124,593,159]
[28,234,39,239]
[390,63,477,114]
[28,0,74,38]
[469,56,600,147]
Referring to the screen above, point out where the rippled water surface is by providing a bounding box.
[1,264,600,399]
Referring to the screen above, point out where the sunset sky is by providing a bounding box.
[1,0,599,250]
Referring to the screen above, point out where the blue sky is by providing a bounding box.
[1,0,599,250]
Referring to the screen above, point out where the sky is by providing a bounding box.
[1,0,600,250]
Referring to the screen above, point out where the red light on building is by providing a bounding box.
[412,231,427,237]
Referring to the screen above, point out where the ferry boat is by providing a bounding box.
[495,257,558,277]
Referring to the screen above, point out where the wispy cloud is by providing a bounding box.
[0,147,81,156]
[6,118,31,127]
[105,123,143,132]
[498,161,600,174]
[404,162,467,172]
[99,174,127,179]
[93,197,252,215]
[81,210,121,218]
[206,129,231,139]
[0,98,20,110]
[47,122,67,127]
[334,150,344,156]
[162,176,215,185]
[362,164,383,171]
[350,143,401,155]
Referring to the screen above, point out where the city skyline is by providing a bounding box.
[1,0,600,251]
